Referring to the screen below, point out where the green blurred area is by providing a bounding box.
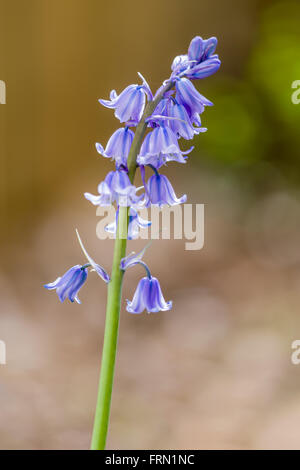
[198,1,300,184]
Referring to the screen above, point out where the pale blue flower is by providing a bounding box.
[171,36,220,79]
[188,36,218,62]
[143,172,186,207]
[44,265,88,304]
[137,125,193,168]
[185,57,221,80]
[84,169,143,207]
[126,276,172,314]
[175,77,213,116]
[98,73,152,125]
[96,127,134,167]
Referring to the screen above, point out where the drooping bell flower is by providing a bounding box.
[95,127,134,167]
[99,85,145,124]
[149,97,205,139]
[169,100,207,139]
[137,125,192,168]
[126,276,172,314]
[84,169,143,207]
[98,73,152,125]
[44,229,110,304]
[175,77,213,116]
[143,172,186,207]
[105,207,151,240]
[120,247,172,314]
[44,265,88,304]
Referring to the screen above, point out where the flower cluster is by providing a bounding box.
[44,36,220,312]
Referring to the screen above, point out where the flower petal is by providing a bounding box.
[75,229,110,283]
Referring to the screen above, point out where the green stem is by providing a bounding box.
[90,79,173,450]
[90,205,128,450]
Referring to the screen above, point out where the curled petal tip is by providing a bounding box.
[138,72,153,101]
[95,143,105,155]
[75,229,110,283]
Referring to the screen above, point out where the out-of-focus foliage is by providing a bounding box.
[196,81,267,165]
[249,1,300,135]
[193,0,300,189]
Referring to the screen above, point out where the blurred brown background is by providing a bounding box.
[1,0,300,450]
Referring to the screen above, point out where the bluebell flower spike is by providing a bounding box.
[49,35,220,312]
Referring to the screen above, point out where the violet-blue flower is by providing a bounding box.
[44,265,88,304]
[185,57,221,80]
[148,97,173,127]
[187,36,204,62]
[84,169,143,207]
[188,36,218,62]
[171,54,189,75]
[149,97,206,139]
[171,36,220,79]
[137,125,192,168]
[143,172,186,207]
[175,77,213,116]
[126,276,172,314]
[96,127,134,167]
[98,73,152,125]
[169,100,207,139]
[202,37,218,61]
